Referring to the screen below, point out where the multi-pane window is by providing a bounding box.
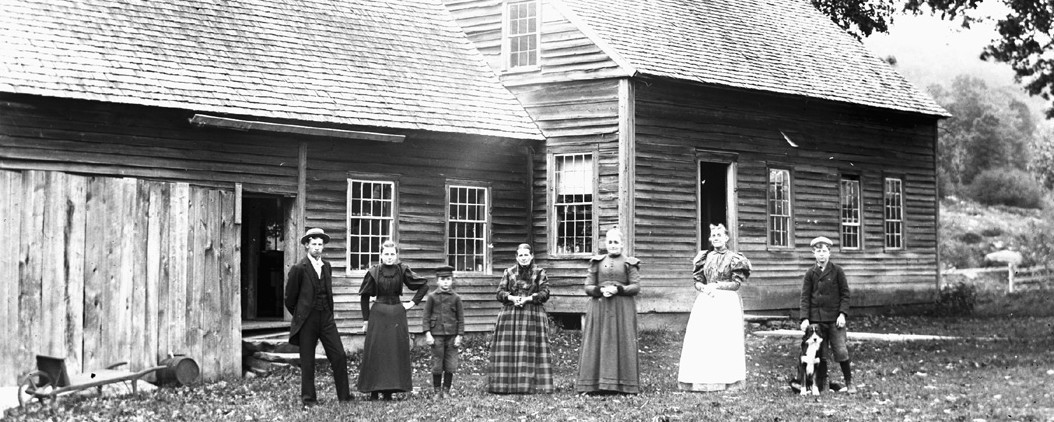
[768,168,792,247]
[840,176,862,250]
[553,153,593,255]
[884,177,904,249]
[347,179,395,271]
[448,185,489,272]
[506,0,538,69]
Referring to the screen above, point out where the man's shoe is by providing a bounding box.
[842,383,858,394]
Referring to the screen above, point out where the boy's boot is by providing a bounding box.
[433,373,443,398]
[442,372,453,396]
[841,360,857,393]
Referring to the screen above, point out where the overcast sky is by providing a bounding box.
[862,4,1051,124]
[862,6,1018,91]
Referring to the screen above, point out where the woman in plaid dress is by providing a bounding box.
[486,243,554,393]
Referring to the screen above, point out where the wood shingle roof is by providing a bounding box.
[558,0,949,117]
[0,0,543,140]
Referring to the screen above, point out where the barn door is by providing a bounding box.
[0,170,241,386]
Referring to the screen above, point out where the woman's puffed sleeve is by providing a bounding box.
[359,270,376,321]
[403,265,429,304]
[729,253,752,283]
[531,268,550,304]
[496,268,513,304]
[584,257,603,297]
[692,251,707,284]
[618,257,641,296]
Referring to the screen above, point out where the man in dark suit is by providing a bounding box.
[285,228,351,405]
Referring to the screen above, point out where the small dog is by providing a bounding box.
[798,324,825,396]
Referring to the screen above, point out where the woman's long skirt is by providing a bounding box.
[486,303,554,393]
[357,302,412,392]
[575,295,640,394]
[677,289,746,391]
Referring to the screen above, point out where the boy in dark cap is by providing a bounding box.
[799,236,856,394]
[422,265,465,397]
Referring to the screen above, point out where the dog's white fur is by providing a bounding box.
[800,327,823,396]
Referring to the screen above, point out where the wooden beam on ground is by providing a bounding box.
[189,114,405,143]
[753,329,969,342]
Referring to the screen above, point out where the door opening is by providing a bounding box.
[241,196,290,320]
[699,161,729,250]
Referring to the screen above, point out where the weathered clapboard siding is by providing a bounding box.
[493,79,622,313]
[0,170,240,386]
[443,0,624,85]
[632,78,940,314]
[299,133,536,333]
[0,94,299,195]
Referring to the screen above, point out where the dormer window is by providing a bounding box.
[505,0,539,69]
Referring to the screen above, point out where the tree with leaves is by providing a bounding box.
[812,0,1054,118]
[927,75,1032,194]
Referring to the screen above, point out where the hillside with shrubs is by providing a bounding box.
[940,196,1052,270]
[929,75,1054,271]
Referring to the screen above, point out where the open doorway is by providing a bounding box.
[241,195,291,321]
[699,161,729,250]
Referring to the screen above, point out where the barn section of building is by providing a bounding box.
[0,0,541,385]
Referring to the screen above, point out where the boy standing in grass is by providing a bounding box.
[799,236,856,394]
[422,265,465,398]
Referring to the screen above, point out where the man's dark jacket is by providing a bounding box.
[285,256,334,346]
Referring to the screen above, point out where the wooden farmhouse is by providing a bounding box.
[0,0,948,384]
[440,0,949,324]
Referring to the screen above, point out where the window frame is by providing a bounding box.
[883,176,906,251]
[345,175,399,277]
[766,166,794,249]
[547,150,599,258]
[502,0,542,72]
[444,181,493,274]
[839,174,863,251]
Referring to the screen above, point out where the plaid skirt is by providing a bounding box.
[486,303,554,393]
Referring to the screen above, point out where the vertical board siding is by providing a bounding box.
[0,171,240,386]
[633,79,940,313]
[19,171,45,376]
[168,183,190,361]
[0,171,24,385]
[303,134,534,334]
[64,175,87,375]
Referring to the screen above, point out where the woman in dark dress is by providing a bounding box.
[486,243,554,394]
[357,240,428,400]
[576,227,641,394]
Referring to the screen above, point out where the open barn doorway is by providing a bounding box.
[240,195,292,322]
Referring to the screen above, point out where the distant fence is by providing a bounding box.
[942,265,1053,293]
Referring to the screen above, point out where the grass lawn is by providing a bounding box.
[6,299,1054,421]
